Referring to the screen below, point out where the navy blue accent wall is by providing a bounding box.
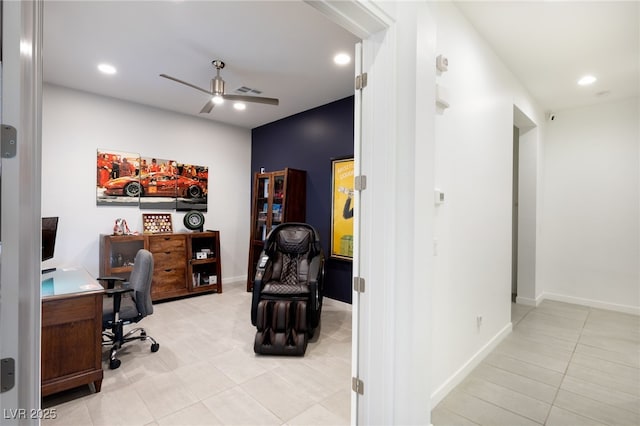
[251,96,354,303]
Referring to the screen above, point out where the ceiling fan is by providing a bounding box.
[160,60,279,113]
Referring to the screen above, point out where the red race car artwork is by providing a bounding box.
[103,172,206,199]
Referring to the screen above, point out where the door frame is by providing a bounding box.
[307,2,436,424]
[0,0,44,420]
[513,105,539,306]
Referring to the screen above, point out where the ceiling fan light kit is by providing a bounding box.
[160,59,279,114]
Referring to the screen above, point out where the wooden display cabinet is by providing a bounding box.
[99,234,145,282]
[188,231,222,294]
[247,168,306,291]
[100,231,222,301]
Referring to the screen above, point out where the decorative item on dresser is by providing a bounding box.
[100,231,222,301]
[247,168,306,291]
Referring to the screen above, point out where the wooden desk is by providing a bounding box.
[41,269,104,397]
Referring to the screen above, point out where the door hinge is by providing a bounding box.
[1,358,15,393]
[355,73,368,90]
[352,377,364,395]
[1,125,18,158]
[354,175,367,191]
[353,276,365,293]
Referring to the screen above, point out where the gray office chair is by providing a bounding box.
[100,249,159,369]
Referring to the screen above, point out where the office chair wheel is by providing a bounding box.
[151,343,160,352]
[109,358,121,370]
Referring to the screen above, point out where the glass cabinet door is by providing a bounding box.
[109,239,144,271]
[254,175,270,241]
[271,173,285,228]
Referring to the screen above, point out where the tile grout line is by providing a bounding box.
[456,388,546,425]
[435,405,482,426]
[471,364,559,406]
[540,305,591,425]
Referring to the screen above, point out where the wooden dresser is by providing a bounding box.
[100,231,222,301]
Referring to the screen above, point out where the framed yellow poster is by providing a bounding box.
[330,157,354,260]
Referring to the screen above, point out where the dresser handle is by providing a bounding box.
[165,269,172,272]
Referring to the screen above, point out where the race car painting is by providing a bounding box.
[103,172,206,199]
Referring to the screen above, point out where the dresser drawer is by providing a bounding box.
[152,250,186,269]
[148,235,186,252]
[151,267,187,295]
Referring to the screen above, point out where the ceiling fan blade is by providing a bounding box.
[200,100,214,114]
[222,94,279,106]
[159,74,211,96]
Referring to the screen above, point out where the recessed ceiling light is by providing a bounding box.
[233,102,246,111]
[334,53,351,65]
[578,75,597,86]
[97,63,117,75]
[212,95,224,105]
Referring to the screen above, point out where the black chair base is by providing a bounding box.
[103,323,159,369]
[254,300,309,356]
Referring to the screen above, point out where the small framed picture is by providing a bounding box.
[142,213,173,234]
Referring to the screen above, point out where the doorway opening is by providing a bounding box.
[512,105,538,321]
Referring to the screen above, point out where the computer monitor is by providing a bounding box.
[42,217,59,262]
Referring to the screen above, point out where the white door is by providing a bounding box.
[0,0,43,421]
[350,41,363,424]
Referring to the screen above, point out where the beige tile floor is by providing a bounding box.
[43,286,639,426]
[42,282,352,426]
[432,300,640,426]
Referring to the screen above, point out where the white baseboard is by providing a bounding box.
[223,275,247,285]
[430,322,512,407]
[515,294,542,307]
[541,292,640,316]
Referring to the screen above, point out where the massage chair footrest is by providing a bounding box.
[254,300,308,355]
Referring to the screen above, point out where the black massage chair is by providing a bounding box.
[251,223,324,355]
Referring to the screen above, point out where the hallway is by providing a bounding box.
[432,300,640,425]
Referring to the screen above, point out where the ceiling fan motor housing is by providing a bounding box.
[212,76,224,96]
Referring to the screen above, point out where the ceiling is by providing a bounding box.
[43,1,639,130]
[455,1,639,113]
[42,1,360,129]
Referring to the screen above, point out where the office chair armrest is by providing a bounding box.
[105,287,133,314]
[104,287,133,295]
[97,276,126,289]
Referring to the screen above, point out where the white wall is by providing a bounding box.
[538,97,640,313]
[431,2,545,404]
[41,84,251,283]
